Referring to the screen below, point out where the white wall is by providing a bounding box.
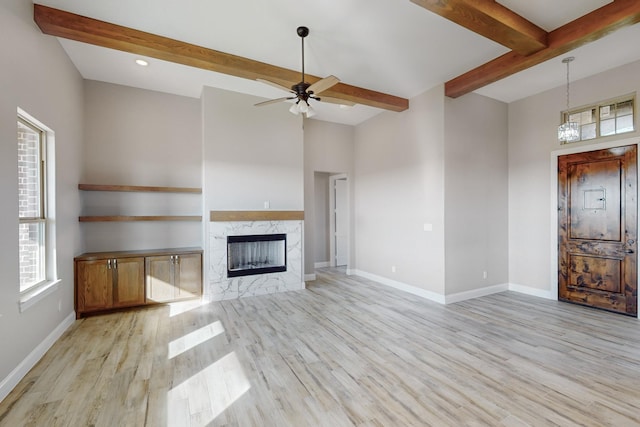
[303,119,354,275]
[202,86,304,212]
[509,59,640,292]
[354,85,446,294]
[0,0,83,394]
[83,81,201,187]
[444,93,508,294]
[81,81,202,251]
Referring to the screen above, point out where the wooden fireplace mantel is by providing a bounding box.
[210,210,304,222]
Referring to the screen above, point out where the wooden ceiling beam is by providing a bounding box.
[33,4,408,112]
[410,0,548,56]
[445,0,640,98]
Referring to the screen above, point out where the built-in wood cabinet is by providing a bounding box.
[146,252,202,303]
[76,257,145,314]
[75,248,202,318]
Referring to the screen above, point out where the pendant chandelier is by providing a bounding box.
[558,56,580,143]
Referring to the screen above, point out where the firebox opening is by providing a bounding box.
[227,233,287,278]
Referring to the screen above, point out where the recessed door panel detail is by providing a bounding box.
[568,255,621,293]
[569,159,621,241]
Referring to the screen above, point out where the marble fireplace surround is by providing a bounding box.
[208,211,305,301]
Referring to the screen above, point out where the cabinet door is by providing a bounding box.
[146,255,175,303]
[76,259,113,313]
[112,257,145,308]
[175,253,202,299]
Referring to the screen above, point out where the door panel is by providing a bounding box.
[76,260,112,312]
[558,145,637,316]
[569,159,621,241]
[176,253,202,299]
[335,178,348,266]
[113,257,145,308]
[146,256,175,303]
[568,255,621,293]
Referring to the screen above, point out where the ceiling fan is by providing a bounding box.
[255,26,355,117]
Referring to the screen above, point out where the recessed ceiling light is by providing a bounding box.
[135,59,149,67]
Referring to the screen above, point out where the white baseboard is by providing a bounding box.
[508,283,555,300]
[314,261,330,269]
[0,311,75,403]
[346,270,558,305]
[352,269,447,304]
[444,283,509,304]
[304,274,317,282]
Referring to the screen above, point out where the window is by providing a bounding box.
[17,115,50,293]
[561,94,635,144]
[600,98,634,136]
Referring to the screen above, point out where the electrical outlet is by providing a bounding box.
[263,201,270,209]
[483,271,488,280]
[58,300,62,312]
[391,265,396,273]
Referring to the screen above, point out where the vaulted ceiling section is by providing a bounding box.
[34,1,640,107]
[418,0,640,98]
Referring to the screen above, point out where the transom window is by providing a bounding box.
[561,94,635,144]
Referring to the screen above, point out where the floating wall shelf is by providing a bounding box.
[78,183,203,222]
[78,184,202,193]
[79,215,202,222]
[210,210,304,222]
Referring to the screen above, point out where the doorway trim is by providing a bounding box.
[549,136,640,318]
[329,173,349,269]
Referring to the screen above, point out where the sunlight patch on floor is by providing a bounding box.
[168,321,225,359]
[169,299,206,317]
[168,351,251,425]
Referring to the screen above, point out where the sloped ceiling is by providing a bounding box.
[33,0,640,125]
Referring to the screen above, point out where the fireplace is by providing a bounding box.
[209,211,304,301]
[227,234,287,278]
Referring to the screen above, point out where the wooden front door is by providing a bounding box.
[558,145,637,316]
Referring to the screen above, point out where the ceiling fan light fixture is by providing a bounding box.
[288,100,315,118]
[255,26,343,117]
[305,104,316,118]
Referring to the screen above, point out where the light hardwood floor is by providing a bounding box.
[2,268,640,426]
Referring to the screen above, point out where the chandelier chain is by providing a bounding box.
[566,60,569,111]
[566,60,570,112]
[563,56,574,114]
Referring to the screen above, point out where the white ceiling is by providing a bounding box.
[34,0,640,125]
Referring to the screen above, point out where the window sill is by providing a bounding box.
[19,279,61,313]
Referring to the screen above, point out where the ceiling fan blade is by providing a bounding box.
[255,97,294,107]
[307,75,340,95]
[256,78,294,94]
[316,96,356,107]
